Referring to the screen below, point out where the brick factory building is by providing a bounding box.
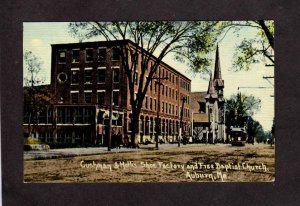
[23,40,192,146]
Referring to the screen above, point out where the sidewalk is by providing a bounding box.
[24,143,180,160]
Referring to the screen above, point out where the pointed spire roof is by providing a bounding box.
[214,44,221,79]
[213,44,224,87]
[205,73,218,99]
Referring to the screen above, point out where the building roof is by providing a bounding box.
[213,45,222,80]
[213,45,224,87]
[205,74,218,99]
[190,91,206,113]
[193,113,209,123]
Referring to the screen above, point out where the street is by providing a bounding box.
[24,143,275,182]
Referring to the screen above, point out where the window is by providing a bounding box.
[176,106,178,116]
[74,108,83,124]
[172,105,174,115]
[84,91,92,103]
[98,48,106,62]
[65,108,72,123]
[71,92,79,103]
[58,50,66,63]
[113,90,119,106]
[72,49,80,63]
[166,86,168,97]
[85,49,93,62]
[169,88,171,98]
[57,108,64,123]
[165,102,168,113]
[162,85,164,95]
[71,70,79,84]
[112,48,120,61]
[150,98,152,110]
[154,99,157,111]
[145,97,148,109]
[169,103,171,114]
[57,72,67,84]
[84,69,92,84]
[97,91,105,105]
[83,108,92,124]
[199,102,206,113]
[98,68,106,83]
[47,109,53,124]
[162,101,164,112]
[38,109,47,124]
[113,68,120,83]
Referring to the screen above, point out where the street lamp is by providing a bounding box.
[178,96,186,147]
[153,75,168,149]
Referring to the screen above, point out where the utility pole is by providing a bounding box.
[108,69,114,151]
[178,96,186,147]
[153,75,168,149]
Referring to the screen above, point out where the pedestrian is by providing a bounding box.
[117,132,122,149]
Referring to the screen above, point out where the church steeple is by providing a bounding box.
[214,44,221,80]
[213,45,224,88]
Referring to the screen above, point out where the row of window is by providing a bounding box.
[58,48,120,64]
[70,90,120,106]
[24,108,53,124]
[58,48,190,91]
[63,67,120,85]
[57,107,94,124]
[180,80,190,92]
[161,85,179,101]
[143,96,190,117]
[180,94,190,105]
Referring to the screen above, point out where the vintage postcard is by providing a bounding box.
[23,21,275,182]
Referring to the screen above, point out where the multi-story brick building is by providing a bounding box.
[24,40,191,146]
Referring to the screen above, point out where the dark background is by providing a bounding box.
[1,0,299,205]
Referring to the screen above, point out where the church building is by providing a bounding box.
[191,45,226,143]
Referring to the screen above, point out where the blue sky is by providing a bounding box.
[23,22,274,131]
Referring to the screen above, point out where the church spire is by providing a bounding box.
[213,44,224,88]
[213,44,222,80]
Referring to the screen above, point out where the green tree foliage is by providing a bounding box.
[68,21,220,146]
[225,92,261,129]
[246,116,264,143]
[218,20,274,71]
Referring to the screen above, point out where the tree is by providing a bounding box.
[68,21,220,147]
[225,92,261,129]
[23,51,54,138]
[246,116,264,143]
[218,20,274,71]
